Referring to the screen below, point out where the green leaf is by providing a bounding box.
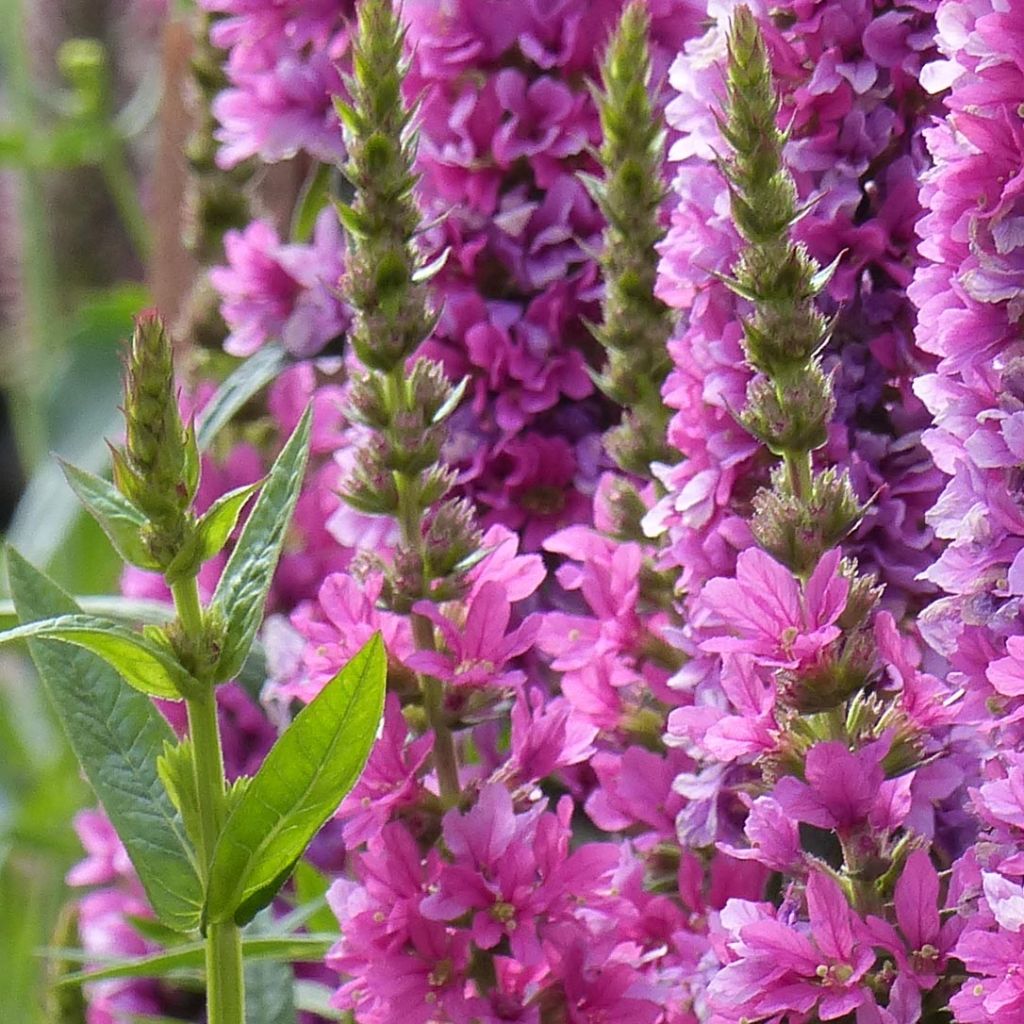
[162,479,262,585]
[0,613,196,700]
[58,460,162,571]
[54,934,336,986]
[156,740,202,850]
[294,981,346,1021]
[6,548,202,933]
[293,861,339,936]
[194,479,263,564]
[0,594,172,627]
[332,198,367,239]
[290,162,333,243]
[205,634,386,925]
[244,910,298,1024]
[196,344,288,451]
[208,406,312,684]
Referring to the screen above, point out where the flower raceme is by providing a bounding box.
[44,2,1024,1024]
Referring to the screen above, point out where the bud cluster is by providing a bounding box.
[114,311,200,569]
[336,0,480,611]
[588,1,676,483]
[722,7,862,577]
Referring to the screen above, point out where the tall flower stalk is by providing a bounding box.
[588,0,675,484]
[335,0,481,804]
[0,312,385,1024]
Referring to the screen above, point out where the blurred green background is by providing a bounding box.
[0,0,166,1016]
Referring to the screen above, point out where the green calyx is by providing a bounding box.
[589,0,676,483]
[117,311,200,569]
[721,6,866,577]
[337,0,435,375]
[336,0,479,611]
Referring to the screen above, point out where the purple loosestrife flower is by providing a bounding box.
[652,0,943,610]
[210,208,349,358]
[335,694,433,846]
[911,0,1024,729]
[708,873,876,1023]
[862,850,962,992]
[698,548,848,668]
[773,735,905,837]
[202,0,354,167]
[408,581,541,689]
[420,785,619,963]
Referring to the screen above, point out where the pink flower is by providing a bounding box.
[506,689,598,784]
[408,581,539,689]
[709,873,876,1023]
[336,695,432,847]
[421,786,620,964]
[545,926,663,1024]
[67,810,134,887]
[210,208,349,358]
[773,735,900,837]
[863,850,961,990]
[698,548,849,668]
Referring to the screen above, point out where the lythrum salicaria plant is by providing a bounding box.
[0,311,386,1024]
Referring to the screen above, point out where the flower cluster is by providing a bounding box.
[651,0,944,610]
[59,1,1024,1024]
[910,2,1024,1019]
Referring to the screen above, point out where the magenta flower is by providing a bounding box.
[408,581,539,689]
[545,926,663,1024]
[719,795,803,875]
[420,785,619,964]
[492,71,590,182]
[669,654,778,764]
[336,695,433,847]
[708,873,876,1023]
[506,689,598,784]
[863,850,961,990]
[698,548,849,668]
[210,208,349,358]
[773,735,898,837]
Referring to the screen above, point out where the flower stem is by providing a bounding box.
[412,614,461,806]
[171,576,245,1024]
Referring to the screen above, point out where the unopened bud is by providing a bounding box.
[741,363,835,456]
[119,311,198,567]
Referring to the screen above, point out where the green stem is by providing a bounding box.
[171,577,244,1024]
[784,449,813,504]
[385,366,461,805]
[206,919,245,1024]
[412,613,461,806]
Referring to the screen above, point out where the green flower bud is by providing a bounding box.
[751,466,864,575]
[837,560,884,630]
[423,499,483,580]
[119,311,198,568]
[740,364,835,456]
[589,0,676,481]
[779,629,877,713]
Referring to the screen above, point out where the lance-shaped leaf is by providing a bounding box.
[0,613,196,700]
[163,478,263,584]
[54,934,336,987]
[194,479,263,562]
[208,406,312,684]
[5,548,202,932]
[205,634,386,925]
[196,343,288,450]
[59,460,162,571]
